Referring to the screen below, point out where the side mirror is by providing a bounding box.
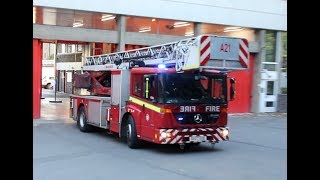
[230,78,236,101]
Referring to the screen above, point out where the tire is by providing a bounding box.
[77,106,92,132]
[45,83,51,89]
[127,115,140,149]
[191,142,201,146]
[184,142,201,150]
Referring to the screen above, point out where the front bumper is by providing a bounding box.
[156,127,229,144]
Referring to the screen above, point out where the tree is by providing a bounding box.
[282,32,287,69]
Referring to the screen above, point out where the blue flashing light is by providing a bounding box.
[178,117,184,121]
[158,64,166,69]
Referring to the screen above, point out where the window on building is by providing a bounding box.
[33,6,117,30]
[49,44,55,59]
[201,23,256,41]
[92,13,117,30]
[263,64,276,71]
[66,44,73,53]
[42,43,55,60]
[266,81,275,95]
[57,44,63,54]
[126,16,157,34]
[265,31,276,62]
[158,19,194,36]
[42,43,49,59]
[126,16,194,36]
[266,101,274,107]
[77,44,83,52]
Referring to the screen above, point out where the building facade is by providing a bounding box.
[33,0,287,118]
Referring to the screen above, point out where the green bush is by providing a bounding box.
[281,88,287,94]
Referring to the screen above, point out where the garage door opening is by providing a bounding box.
[35,40,120,120]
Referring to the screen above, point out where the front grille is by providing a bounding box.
[174,113,219,124]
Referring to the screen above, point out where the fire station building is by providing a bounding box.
[33,0,287,119]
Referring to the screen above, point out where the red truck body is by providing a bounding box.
[70,35,249,149]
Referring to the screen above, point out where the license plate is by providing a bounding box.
[190,136,206,142]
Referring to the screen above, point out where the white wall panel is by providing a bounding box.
[34,0,287,31]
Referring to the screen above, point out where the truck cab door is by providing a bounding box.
[140,75,158,141]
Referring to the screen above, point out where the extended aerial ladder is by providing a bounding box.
[82,34,249,72]
[74,35,249,97]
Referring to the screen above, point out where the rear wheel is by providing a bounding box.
[77,106,92,132]
[127,115,140,149]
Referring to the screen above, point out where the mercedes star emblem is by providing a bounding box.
[194,114,202,123]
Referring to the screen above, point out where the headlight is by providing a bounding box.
[222,129,229,137]
[161,132,167,138]
[160,132,171,138]
[166,132,171,138]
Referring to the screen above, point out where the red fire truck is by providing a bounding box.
[69,35,249,149]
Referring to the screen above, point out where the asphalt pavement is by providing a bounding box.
[34,89,287,180]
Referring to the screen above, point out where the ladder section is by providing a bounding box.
[84,37,198,71]
[83,35,249,72]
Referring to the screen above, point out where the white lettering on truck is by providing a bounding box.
[180,106,196,112]
[205,106,220,112]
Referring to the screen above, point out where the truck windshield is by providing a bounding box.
[158,73,227,104]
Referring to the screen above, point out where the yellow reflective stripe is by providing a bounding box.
[129,96,161,113]
[183,65,199,70]
[182,46,200,70]
[145,77,149,98]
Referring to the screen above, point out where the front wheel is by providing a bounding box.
[127,115,140,149]
[184,142,201,150]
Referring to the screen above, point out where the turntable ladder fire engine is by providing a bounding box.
[83,34,249,72]
[70,34,250,149]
